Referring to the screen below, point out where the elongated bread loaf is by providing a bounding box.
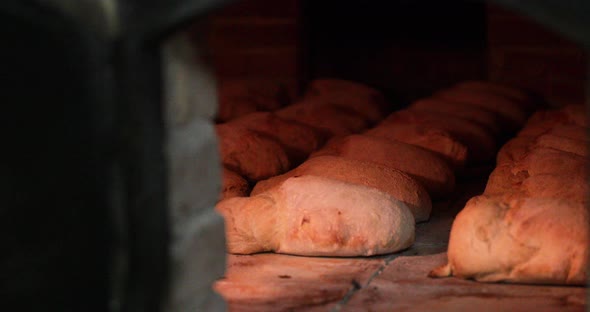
[216,175,415,256]
[303,78,388,123]
[486,147,587,195]
[520,105,588,136]
[452,80,536,109]
[434,88,530,128]
[227,112,326,164]
[252,156,432,222]
[497,133,588,165]
[311,134,455,198]
[220,168,249,200]
[216,124,290,181]
[216,80,289,122]
[364,123,468,169]
[430,196,588,285]
[276,99,369,137]
[410,98,504,136]
[383,110,497,163]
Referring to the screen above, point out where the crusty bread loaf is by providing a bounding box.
[227,112,326,164]
[409,98,504,136]
[498,174,589,204]
[383,110,497,163]
[216,175,415,256]
[251,156,432,222]
[483,163,525,196]
[434,88,529,128]
[220,168,249,200]
[497,134,588,165]
[303,78,388,123]
[216,80,289,122]
[276,99,369,137]
[452,81,536,110]
[496,136,533,165]
[311,134,455,198]
[430,196,588,285]
[534,134,588,157]
[509,147,588,177]
[487,147,587,195]
[364,123,468,169]
[216,124,290,181]
[520,105,588,136]
[519,119,589,141]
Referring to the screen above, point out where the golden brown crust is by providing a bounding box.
[220,168,249,200]
[276,99,369,137]
[216,124,290,181]
[434,88,529,128]
[383,109,497,164]
[310,134,455,198]
[410,97,504,136]
[216,80,289,122]
[227,112,327,164]
[217,176,415,256]
[252,155,432,222]
[365,123,468,170]
[439,196,588,285]
[452,80,536,110]
[303,78,388,123]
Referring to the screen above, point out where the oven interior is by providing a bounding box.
[2,0,589,311]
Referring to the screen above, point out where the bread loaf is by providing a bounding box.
[364,123,468,169]
[452,81,536,110]
[216,175,415,256]
[430,196,588,285]
[227,112,326,164]
[410,98,504,136]
[276,99,369,137]
[487,147,587,195]
[220,168,249,200]
[311,134,455,198]
[383,110,497,163]
[216,124,290,181]
[216,80,289,122]
[496,136,533,165]
[252,156,432,222]
[520,105,588,135]
[497,134,588,165]
[304,78,388,123]
[434,88,529,128]
[519,118,589,141]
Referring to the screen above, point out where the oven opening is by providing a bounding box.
[192,0,588,310]
[3,0,588,311]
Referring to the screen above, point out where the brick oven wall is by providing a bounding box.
[197,0,304,98]
[192,1,587,107]
[487,4,587,106]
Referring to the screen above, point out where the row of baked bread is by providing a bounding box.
[216,80,541,257]
[217,79,389,200]
[430,104,588,286]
